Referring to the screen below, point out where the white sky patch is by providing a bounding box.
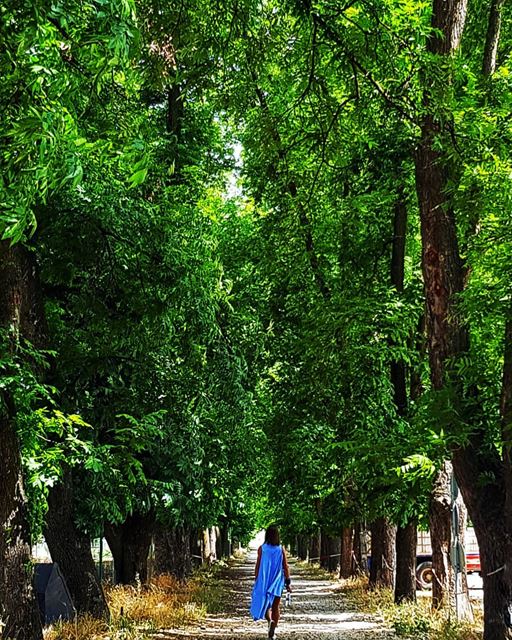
[226,141,243,199]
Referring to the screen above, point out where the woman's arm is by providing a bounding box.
[282,547,292,590]
[254,545,262,579]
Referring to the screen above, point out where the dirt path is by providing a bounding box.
[153,550,396,640]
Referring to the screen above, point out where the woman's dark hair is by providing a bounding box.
[265,525,280,546]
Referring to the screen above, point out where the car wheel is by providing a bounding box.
[416,561,434,590]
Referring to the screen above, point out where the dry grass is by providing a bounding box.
[108,574,206,629]
[294,560,338,580]
[342,577,483,640]
[43,614,112,640]
[44,573,209,640]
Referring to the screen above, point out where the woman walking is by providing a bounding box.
[250,525,291,639]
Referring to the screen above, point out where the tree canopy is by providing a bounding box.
[1,0,512,638]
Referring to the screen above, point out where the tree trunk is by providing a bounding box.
[45,470,108,618]
[219,522,231,559]
[454,492,474,621]
[308,529,321,563]
[415,117,468,388]
[167,84,183,137]
[429,462,453,609]
[390,195,408,413]
[394,520,417,604]
[0,404,43,640]
[415,0,469,388]
[330,536,341,572]
[320,533,340,572]
[154,525,192,579]
[352,523,368,576]
[502,313,512,592]
[104,524,123,586]
[452,444,509,638]
[448,312,511,637]
[483,0,506,76]
[211,527,219,561]
[428,463,473,617]
[389,190,417,606]
[190,529,202,565]
[0,242,47,640]
[104,512,154,585]
[297,534,308,560]
[202,528,212,563]
[320,529,330,570]
[369,517,396,590]
[415,0,511,632]
[340,527,354,579]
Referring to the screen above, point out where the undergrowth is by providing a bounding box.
[43,568,219,640]
[342,577,483,640]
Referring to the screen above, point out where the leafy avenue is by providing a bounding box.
[1,0,512,639]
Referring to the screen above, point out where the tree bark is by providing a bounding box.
[415,0,512,635]
[308,529,321,563]
[452,442,509,638]
[320,533,340,572]
[210,527,219,562]
[369,517,396,589]
[153,525,192,579]
[202,528,212,563]
[296,534,308,560]
[339,526,354,579]
[483,0,506,76]
[353,522,371,575]
[320,529,330,570]
[454,492,474,621]
[502,313,512,542]
[395,520,417,604]
[415,123,468,391]
[330,536,341,572]
[104,511,154,584]
[428,0,468,55]
[44,470,108,618]
[0,242,47,640]
[415,0,469,385]
[0,405,43,640]
[352,523,367,576]
[389,190,419,605]
[167,84,183,138]
[190,529,202,565]
[219,522,231,559]
[390,196,408,413]
[429,462,453,609]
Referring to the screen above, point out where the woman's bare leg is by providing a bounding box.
[271,597,281,626]
[269,596,281,637]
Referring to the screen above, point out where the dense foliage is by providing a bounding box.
[2,0,512,637]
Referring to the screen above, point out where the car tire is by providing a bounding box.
[416,561,434,590]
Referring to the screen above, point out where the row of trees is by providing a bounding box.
[218,1,512,639]
[1,0,512,639]
[0,1,269,638]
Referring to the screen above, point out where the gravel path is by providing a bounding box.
[152,549,396,640]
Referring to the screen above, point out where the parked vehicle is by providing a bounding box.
[415,529,481,589]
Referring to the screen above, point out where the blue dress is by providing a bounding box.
[250,543,285,620]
